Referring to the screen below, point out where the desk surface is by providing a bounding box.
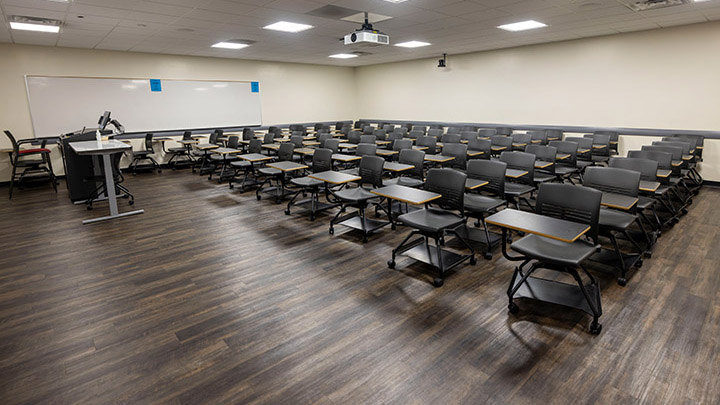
[262,144,281,150]
[556,154,571,160]
[486,209,590,243]
[601,192,638,210]
[467,150,485,157]
[424,154,454,163]
[376,150,398,156]
[383,162,413,172]
[338,143,358,149]
[178,139,198,145]
[491,146,507,151]
[332,153,361,162]
[308,170,361,184]
[506,168,529,178]
[413,146,429,151]
[237,153,272,162]
[656,169,671,178]
[535,161,553,169]
[196,143,220,150]
[371,185,441,205]
[639,180,660,192]
[70,140,130,155]
[213,147,242,155]
[267,161,308,172]
[295,148,316,155]
[466,178,489,190]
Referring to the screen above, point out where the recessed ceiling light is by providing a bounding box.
[382,0,409,3]
[395,41,431,48]
[10,22,60,33]
[263,21,313,33]
[329,53,358,59]
[212,41,250,50]
[498,20,547,32]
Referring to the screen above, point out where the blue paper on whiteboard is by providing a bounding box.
[251,82,259,93]
[150,79,162,92]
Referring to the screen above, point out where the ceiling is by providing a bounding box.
[1,0,719,67]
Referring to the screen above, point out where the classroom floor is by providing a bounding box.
[1,171,718,404]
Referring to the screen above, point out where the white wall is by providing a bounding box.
[355,21,720,180]
[0,43,357,181]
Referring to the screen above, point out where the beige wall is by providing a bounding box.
[0,43,356,181]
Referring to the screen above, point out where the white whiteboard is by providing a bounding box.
[25,76,262,137]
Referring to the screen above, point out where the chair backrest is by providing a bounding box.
[358,155,385,188]
[565,136,593,151]
[609,157,658,181]
[466,159,506,197]
[388,132,404,143]
[242,128,254,141]
[347,131,362,144]
[491,135,513,149]
[209,131,219,144]
[227,135,239,149]
[674,134,704,148]
[512,133,532,145]
[268,126,278,132]
[642,144,682,161]
[594,130,618,144]
[424,168,467,214]
[393,139,413,151]
[271,127,284,138]
[182,131,192,140]
[500,151,535,186]
[417,136,437,154]
[394,127,408,136]
[584,166,639,198]
[4,130,19,152]
[654,141,690,155]
[262,133,274,144]
[145,133,154,152]
[413,125,427,134]
[525,144,557,163]
[398,149,425,179]
[362,125,374,135]
[383,124,395,133]
[356,143,377,157]
[408,130,424,140]
[314,123,323,131]
[461,125,478,132]
[495,127,513,136]
[663,136,695,150]
[460,131,478,142]
[429,124,443,130]
[291,130,304,138]
[545,129,564,140]
[529,130,547,145]
[441,134,461,144]
[477,129,496,138]
[586,134,610,155]
[248,139,262,154]
[290,135,304,148]
[536,183,601,244]
[354,121,365,129]
[278,143,294,161]
[335,122,346,131]
[325,139,340,153]
[468,138,491,159]
[312,148,333,173]
[318,133,332,147]
[373,129,387,140]
[628,149,672,170]
[427,128,443,138]
[549,140,578,165]
[360,135,376,144]
[446,127,461,135]
[442,142,467,170]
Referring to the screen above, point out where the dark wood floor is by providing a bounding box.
[1,171,718,404]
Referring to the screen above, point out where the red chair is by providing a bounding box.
[3,130,57,199]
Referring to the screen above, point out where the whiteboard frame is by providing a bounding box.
[24,75,263,137]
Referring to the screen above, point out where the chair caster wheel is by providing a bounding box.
[590,321,602,335]
[469,256,477,265]
[644,251,652,258]
[391,224,396,230]
[129,200,134,205]
[636,259,643,268]
[86,206,93,210]
[484,252,493,260]
[284,210,290,215]
[329,228,334,235]
[433,278,444,288]
[682,208,689,215]
[362,236,368,243]
[617,277,627,286]
[158,169,162,173]
[508,303,519,314]
[229,185,234,189]
[310,215,315,221]
[256,195,261,200]
[387,260,395,269]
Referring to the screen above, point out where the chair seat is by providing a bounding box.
[464,194,505,213]
[18,148,51,155]
[230,160,252,168]
[291,177,323,187]
[591,155,609,163]
[555,166,578,175]
[133,151,151,157]
[258,167,281,176]
[511,234,597,267]
[398,208,465,233]
[168,147,187,153]
[16,158,45,166]
[534,173,555,183]
[210,154,237,161]
[334,187,378,203]
[637,196,655,210]
[599,208,636,230]
[383,177,424,188]
[576,160,594,168]
[504,182,534,196]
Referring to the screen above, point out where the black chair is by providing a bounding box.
[477,129,496,138]
[362,125,375,135]
[373,129,387,140]
[549,140,580,184]
[360,135,376,145]
[394,127,409,137]
[565,136,595,172]
[495,127,513,136]
[285,148,334,220]
[3,130,56,199]
[325,139,341,154]
[347,131,362,145]
[630,149,686,223]
[256,143,295,203]
[408,130,424,141]
[167,131,193,169]
[583,167,649,286]
[388,168,476,287]
[130,133,161,174]
[229,139,264,191]
[412,125,427,134]
[462,159,507,259]
[545,129,564,142]
[441,143,467,171]
[609,157,663,236]
[427,128,443,138]
[499,151,536,212]
[528,130,547,146]
[446,127,461,135]
[329,156,391,242]
[383,149,425,188]
[584,134,610,164]
[524,144,557,185]
[461,125,478,132]
[507,183,603,334]
[383,124,396,133]
[460,131,478,143]
[317,133,332,148]
[468,138,491,160]
[208,135,241,181]
[595,131,619,155]
[511,133,532,151]
[490,135,512,157]
[387,132,404,145]
[441,134,461,144]
[416,136,437,155]
[643,144,693,205]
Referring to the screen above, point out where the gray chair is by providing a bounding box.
[408,130,424,141]
[477,129,496,138]
[130,133,161,174]
[347,131,362,144]
[373,129,387,140]
[360,135,376,144]
[285,148,334,220]
[441,142,467,171]
[383,148,425,188]
[528,130,547,145]
[427,128,443,138]
[441,133,461,144]
[363,126,375,135]
[495,127,513,136]
[388,168,476,287]
[524,144,557,185]
[499,151,536,211]
[490,135,513,156]
[511,133,532,151]
[417,136,437,154]
[446,127,461,135]
[549,140,580,183]
[507,183,603,334]
[609,157,663,235]
[463,159,507,259]
[256,142,295,203]
[460,131,478,143]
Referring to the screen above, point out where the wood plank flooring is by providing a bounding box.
[0,171,718,404]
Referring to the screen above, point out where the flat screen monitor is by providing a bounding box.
[98,111,111,130]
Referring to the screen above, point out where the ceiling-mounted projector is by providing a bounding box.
[344,12,389,47]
